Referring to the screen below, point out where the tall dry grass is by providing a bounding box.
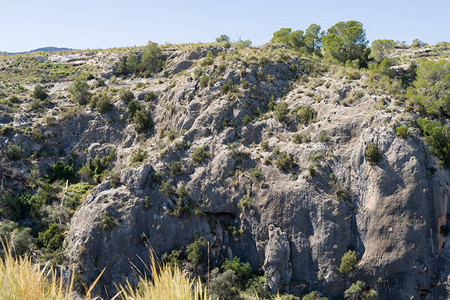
[116,252,209,300]
[1,239,208,300]
[0,239,100,300]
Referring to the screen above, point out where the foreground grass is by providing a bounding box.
[0,240,80,300]
[1,240,207,300]
[117,252,208,300]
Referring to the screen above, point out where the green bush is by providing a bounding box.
[241,114,252,126]
[159,181,175,198]
[170,160,183,176]
[132,110,153,133]
[395,125,410,138]
[274,102,290,124]
[78,151,115,184]
[302,291,327,300]
[275,152,296,172]
[38,224,63,251]
[416,118,450,167]
[199,75,209,88]
[144,91,157,102]
[294,104,316,124]
[70,76,91,105]
[99,211,117,231]
[32,85,48,100]
[65,182,93,209]
[186,236,206,266]
[339,250,357,274]
[131,148,147,163]
[127,100,142,119]
[344,281,378,300]
[318,130,330,142]
[119,89,134,102]
[209,269,239,300]
[8,95,20,104]
[292,132,311,144]
[115,60,128,76]
[49,160,76,182]
[365,142,381,164]
[96,94,112,114]
[222,257,253,287]
[6,145,24,160]
[238,194,252,210]
[221,79,238,95]
[191,147,210,166]
[10,227,36,256]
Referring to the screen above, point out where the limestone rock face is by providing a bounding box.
[263,225,292,293]
[1,44,448,299]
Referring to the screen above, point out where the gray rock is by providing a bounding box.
[263,225,292,293]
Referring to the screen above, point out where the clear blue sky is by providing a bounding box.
[1,0,449,52]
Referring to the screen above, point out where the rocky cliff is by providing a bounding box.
[0,43,448,299]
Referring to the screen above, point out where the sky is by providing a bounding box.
[1,0,449,52]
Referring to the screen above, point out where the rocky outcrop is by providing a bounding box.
[263,225,292,293]
[1,44,448,299]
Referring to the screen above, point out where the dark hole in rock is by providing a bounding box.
[207,212,236,221]
[418,288,431,300]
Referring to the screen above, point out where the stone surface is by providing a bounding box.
[0,44,448,299]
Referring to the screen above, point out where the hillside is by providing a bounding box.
[0,38,449,299]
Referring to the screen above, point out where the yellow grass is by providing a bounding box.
[117,252,209,300]
[0,239,101,300]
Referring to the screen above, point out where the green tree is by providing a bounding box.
[411,38,427,48]
[406,59,449,117]
[216,34,231,43]
[126,53,140,74]
[305,24,324,53]
[70,76,91,105]
[416,118,450,167]
[322,20,369,66]
[339,250,357,274]
[140,41,163,75]
[236,38,252,48]
[271,28,305,49]
[370,39,396,63]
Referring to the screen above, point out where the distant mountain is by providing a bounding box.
[3,47,75,55]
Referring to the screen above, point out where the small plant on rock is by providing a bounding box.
[365,142,381,164]
[191,147,210,166]
[99,211,117,231]
[6,145,24,161]
[275,152,296,172]
[339,250,357,274]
